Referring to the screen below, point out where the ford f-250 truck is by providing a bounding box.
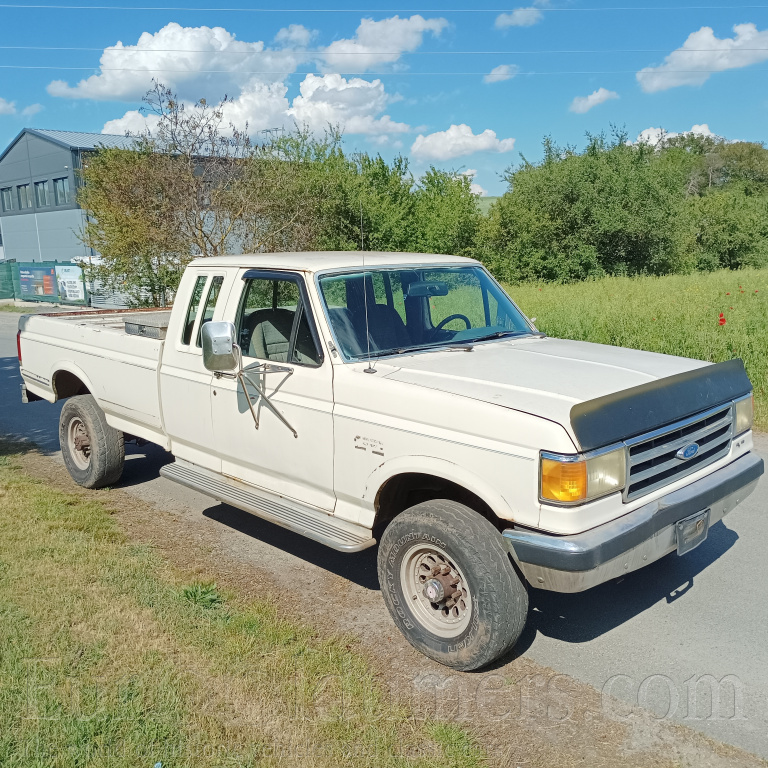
[17,252,763,671]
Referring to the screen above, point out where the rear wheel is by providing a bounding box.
[377,499,528,671]
[59,395,124,489]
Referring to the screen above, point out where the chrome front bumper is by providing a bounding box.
[503,452,763,593]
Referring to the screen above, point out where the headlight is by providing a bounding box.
[734,394,754,436]
[540,446,626,505]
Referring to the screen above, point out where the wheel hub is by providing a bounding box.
[67,417,92,471]
[401,544,472,638]
[423,578,445,603]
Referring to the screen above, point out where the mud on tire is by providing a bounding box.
[377,499,528,671]
[59,395,125,489]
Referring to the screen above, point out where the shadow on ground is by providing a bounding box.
[203,502,381,591]
[506,518,738,662]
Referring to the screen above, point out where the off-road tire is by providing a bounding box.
[377,500,528,671]
[59,395,125,489]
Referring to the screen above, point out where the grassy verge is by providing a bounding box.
[0,441,484,768]
[506,267,768,429]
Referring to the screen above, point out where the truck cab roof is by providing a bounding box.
[186,251,477,274]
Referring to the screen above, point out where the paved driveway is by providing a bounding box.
[2,310,767,759]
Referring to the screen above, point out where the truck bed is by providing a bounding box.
[18,307,171,444]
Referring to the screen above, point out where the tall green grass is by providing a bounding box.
[505,268,768,428]
[0,444,485,768]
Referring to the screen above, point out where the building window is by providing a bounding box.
[0,187,12,212]
[54,177,70,205]
[17,184,32,210]
[34,181,48,207]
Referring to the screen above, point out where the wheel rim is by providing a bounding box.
[67,417,91,471]
[399,543,473,638]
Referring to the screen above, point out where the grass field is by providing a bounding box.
[0,441,484,768]
[505,267,768,429]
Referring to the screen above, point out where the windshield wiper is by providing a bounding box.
[362,347,411,359]
[354,332,534,361]
[358,342,461,360]
[465,330,532,344]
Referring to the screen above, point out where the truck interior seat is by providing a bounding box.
[327,307,365,357]
[352,303,411,352]
[246,308,295,361]
[342,275,412,354]
[246,308,319,364]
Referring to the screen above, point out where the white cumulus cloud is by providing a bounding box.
[495,8,543,28]
[47,22,306,102]
[322,15,448,71]
[104,73,409,139]
[569,87,619,114]
[0,98,42,117]
[21,103,43,117]
[274,24,316,48]
[50,19,443,141]
[484,64,519,83]
[635,123,717,146]
[637,23,768,93]
[288,73,410,135]
[411,124,516,161]
[102,110,156,135]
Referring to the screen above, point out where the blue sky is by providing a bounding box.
[1,1,767,194]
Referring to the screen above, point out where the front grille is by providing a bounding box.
[624,404,734,501]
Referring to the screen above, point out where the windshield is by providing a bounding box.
[318,265,533,360]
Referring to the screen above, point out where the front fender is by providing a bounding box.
[363,454,517,522]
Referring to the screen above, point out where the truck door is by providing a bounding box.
[160,269,230,471]
[210,269,335,512]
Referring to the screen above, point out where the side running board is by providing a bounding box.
[160,461,376,553]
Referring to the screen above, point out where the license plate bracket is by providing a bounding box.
[676,509,710,555]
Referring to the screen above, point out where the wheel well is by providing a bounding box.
[53,370,90,400]
[373,472,504,539]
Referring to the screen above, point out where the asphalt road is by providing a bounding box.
[2,310,767,759]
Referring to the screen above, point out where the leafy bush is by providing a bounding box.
[481,130,768,283]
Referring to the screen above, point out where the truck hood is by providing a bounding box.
[380,336,711,445]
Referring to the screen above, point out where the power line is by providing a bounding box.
[0,3,767,10]
[2,64,764,74]
[3,45,768,54]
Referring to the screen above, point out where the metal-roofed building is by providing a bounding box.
[0,128,136,262]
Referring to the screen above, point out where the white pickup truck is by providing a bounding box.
[18,252,763,670]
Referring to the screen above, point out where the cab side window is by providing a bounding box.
[196,276,224,347]
[181,276,207,345]
[236,276,321,366]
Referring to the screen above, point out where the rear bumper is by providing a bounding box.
[503,452,763,593]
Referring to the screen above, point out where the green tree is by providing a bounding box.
[413,168,481,257]
[480,129,768,283]
[687,189,768,270]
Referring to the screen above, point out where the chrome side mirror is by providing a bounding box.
[201,321,239,372]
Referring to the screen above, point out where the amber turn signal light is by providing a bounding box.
[540,458,587,503]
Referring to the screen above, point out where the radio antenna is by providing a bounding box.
[361,203,375,374]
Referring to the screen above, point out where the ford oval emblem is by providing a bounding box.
[676,442,700,461]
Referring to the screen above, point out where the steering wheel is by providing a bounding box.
[433,314,472,333]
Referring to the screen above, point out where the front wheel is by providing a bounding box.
[59,395,125,489]
[377,500,528,671]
